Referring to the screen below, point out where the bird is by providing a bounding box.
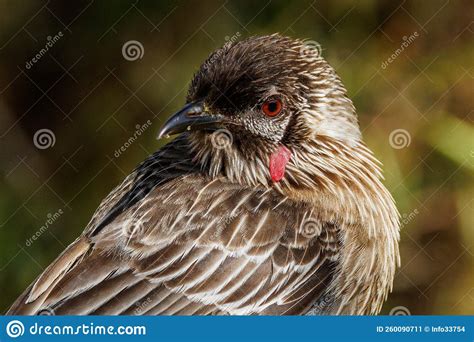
[9,34,400,316]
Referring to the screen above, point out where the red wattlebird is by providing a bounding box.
[9,35,399,315]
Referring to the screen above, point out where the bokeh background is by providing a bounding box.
[0,0,472,315]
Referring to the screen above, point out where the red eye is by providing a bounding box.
[262,99,282,117]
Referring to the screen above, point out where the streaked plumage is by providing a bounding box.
[9,34,400,316]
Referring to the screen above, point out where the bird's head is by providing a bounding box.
[158,34,377,196]
[157,35,399,313]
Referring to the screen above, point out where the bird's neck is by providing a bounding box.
[284,136,399,236]
[188,131,399,236]
[283,137,400,314]
[185,132,400,314]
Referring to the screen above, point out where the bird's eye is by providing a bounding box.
[262,99,282,117]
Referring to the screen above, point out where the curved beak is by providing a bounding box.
[157,101,224,139]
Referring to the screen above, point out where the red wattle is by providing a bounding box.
[269,145,292,182]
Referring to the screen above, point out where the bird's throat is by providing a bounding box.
[269,145,292,182]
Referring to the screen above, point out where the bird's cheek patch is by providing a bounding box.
[269,145,292,182]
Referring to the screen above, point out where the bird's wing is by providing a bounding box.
[9,149,340,316]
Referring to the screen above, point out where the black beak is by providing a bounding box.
[157,101,224,139]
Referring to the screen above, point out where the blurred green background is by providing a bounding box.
[0,0,472,315]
